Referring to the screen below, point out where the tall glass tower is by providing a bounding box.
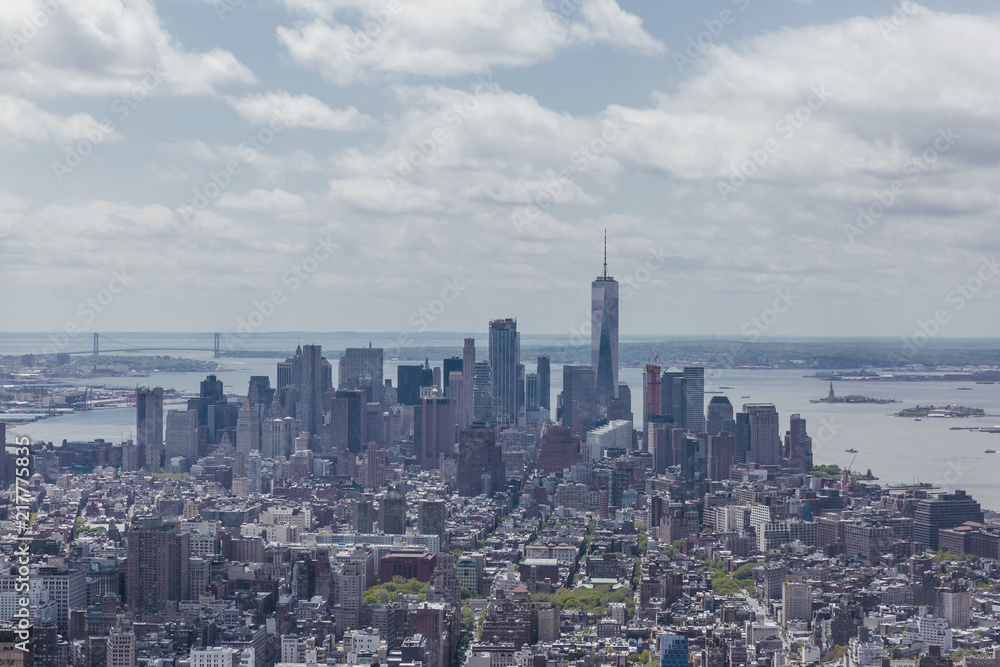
[592,232,619,413]
[488,318,519,427]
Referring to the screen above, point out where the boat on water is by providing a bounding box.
[845,448,858,453]
[741,395,750,398]
[914,418,921,421]
[719,386,733,389]
[958,387,972,391]
[986,450,997,454]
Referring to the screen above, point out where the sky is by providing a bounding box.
[2,0,1000,345]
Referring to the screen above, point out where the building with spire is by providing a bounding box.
[592,231,619,414]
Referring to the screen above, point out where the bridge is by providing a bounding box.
[65,333,224,358]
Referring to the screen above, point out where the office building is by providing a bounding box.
[592,236,619,413]
[106,619,136,667]
[126,517,190,614]
[398,364,433,406]
[473,360,493,424]
[136,386,163,471]
[330,389,366,453]
[382,493,406,535]
[459,338,476,428]
[537,355,551,411]
[414,397,456,470]
[659,633,688,667]
[489,318,520,427]
[418,499,446,537]
[683,366,705,433]
[525,373,539,412]
[299,344,329,436]
[786,413,813,473]
[660,367,685,429]
[783,581,813,627]
[644,364,661,436]
[537,423,582,475]
[165,409,199,468]
[235,398,260,456]
[914,490,985,550]
[561,364,596,439]
[745,403,780,466]
[339,346,384,403]
[706,395,733,436]
[457,425,504,497]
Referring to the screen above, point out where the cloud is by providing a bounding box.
[0,0,255,96]
[0,95,121,146]
[227,91,375,130]
[276,0,665,84]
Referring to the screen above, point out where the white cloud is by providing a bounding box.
[227,91,375,131]
[276,0,665,84]
[0,0,255,96]
[0,95,120,146]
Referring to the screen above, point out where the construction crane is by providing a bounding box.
[644,343,661,366]
[842,453,858,489]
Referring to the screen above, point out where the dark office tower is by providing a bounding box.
[733,411,751,464]
[418,499,446,537]
[616,382,633,421]
[165,409,199,465]
[414,397,456,470]
[914,490,984,550]
[298,344,327,436]
[785,413,813,473]
[457,425,505,497]
[648,415,675,474]
[644,364,661,430]
[460,338,476,428]
[353,498,375,533]
[278,344,304,390]
[382,493,406,535]
[247,376,275,416]
[592,234,619,413]
[339,346,385,403]
[397,365,433,406]
[678,434,704,500]
[707,433,735,481]
[683,366,706,433]
[200,374,224,403]
[660,367,686,429]
[536,423,581,475]
[443,357,462,394]
[516,363,525,423]
[744,403,780,466]
[489,318,520,428]
[560,365,596,439]
[330,390,367,453]
[126,517,190,614]
[525,373,540,412]
[537,355,551,411]
[473,360,493,423]
[706,396,733,436]
[136,387,163,472]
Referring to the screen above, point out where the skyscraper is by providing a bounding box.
[785,413,813,473]
[461,338,476,428]
[136,387,163,472]
[659,633,689,667]
[683,366,706,433]
[382,493,406,535]
[706,395,733,436]
[126,517,190,614]
[592,234,619,412]
[398,365,433,406]
[660,367,685,429]
[744,403,780,466]
[413,397,456,470]
[914,490,984,550]
[536,355,551,411]
[339,346,384,403]
[472,360,493,424]
[560,365,596,438]
[299,344,328,435]
[248,450,263,494]
[165,409,199,467]
[236,397,260,456]
[489,318,520,428]
[457,425,505,497]
[443,357,462,395]
[525,373,540,412]
[106,618,136,667]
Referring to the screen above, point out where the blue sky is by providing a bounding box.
[2,0,999,344]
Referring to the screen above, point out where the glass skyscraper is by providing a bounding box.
[659,633,688,667]
[592,237,619,413]
[489,318,519,427]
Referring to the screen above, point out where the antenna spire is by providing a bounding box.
[603,229,608,279]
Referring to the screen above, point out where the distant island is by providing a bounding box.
[896,405,985,418]
[811,383,900,404]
